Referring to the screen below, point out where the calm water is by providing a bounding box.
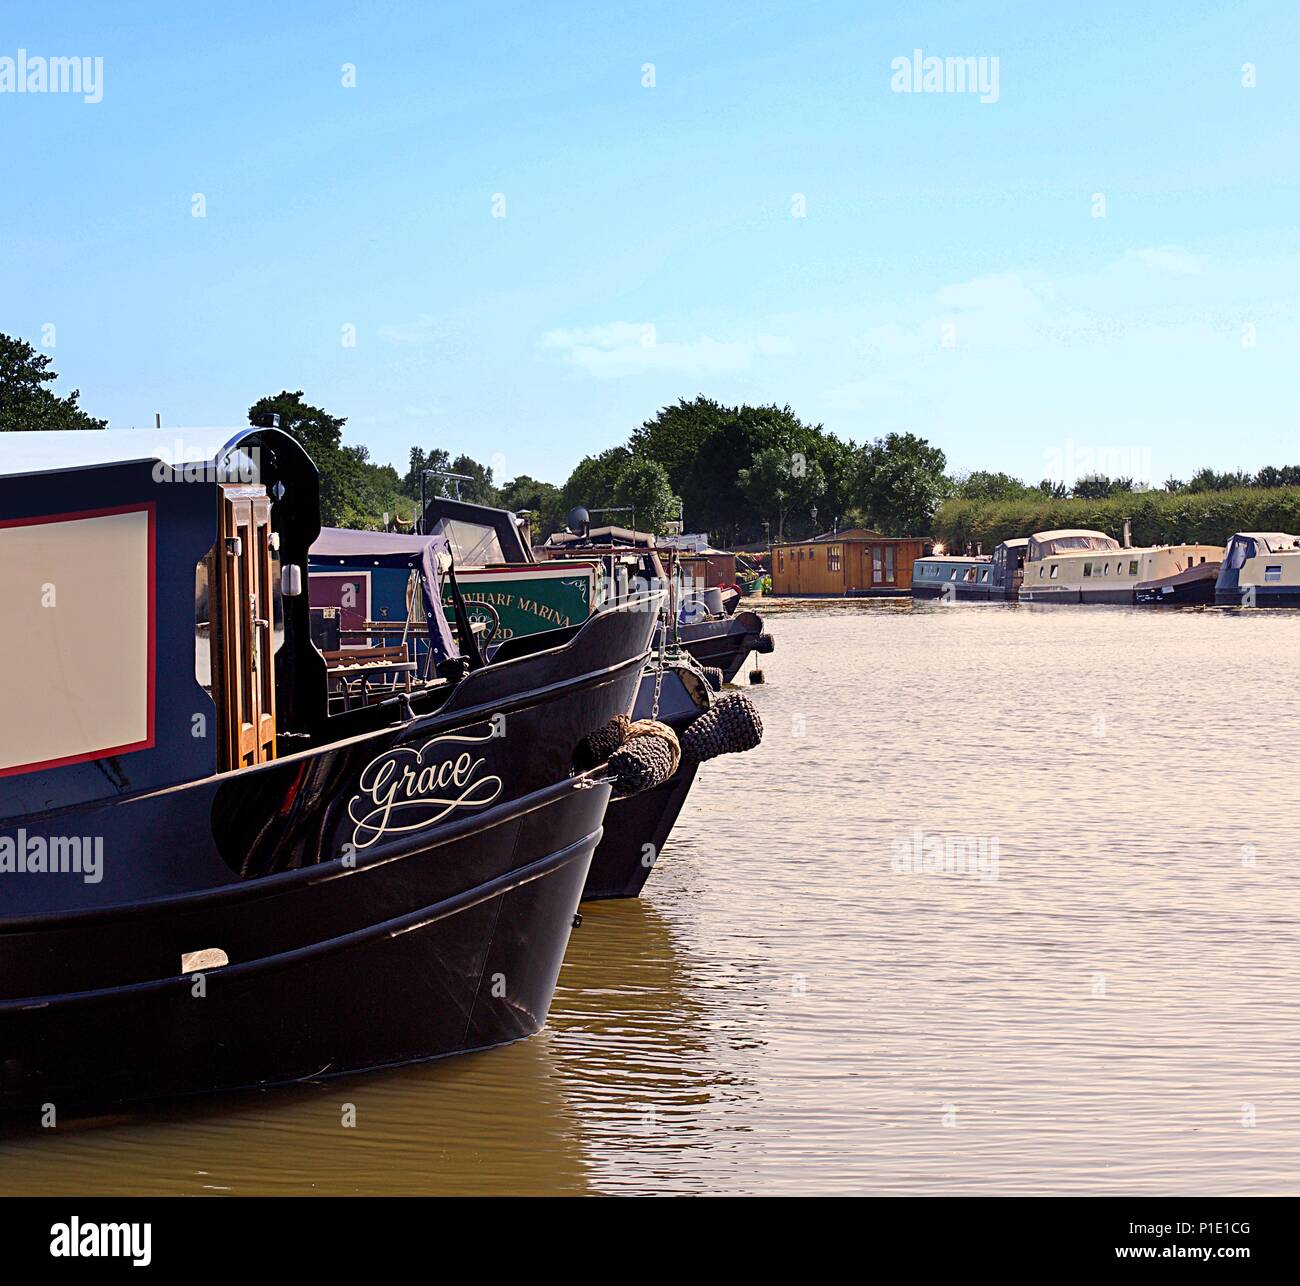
[3,601,1299,1195]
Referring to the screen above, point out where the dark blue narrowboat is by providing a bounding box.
[0,429,661,1113]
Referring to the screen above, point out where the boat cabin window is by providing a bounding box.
[1049,564,1059,579]
[1128,560,1138,575]
[435,518,505,567]
[1083,562,1093,578]
[1264,565,1283,582]
[0,506,154,776]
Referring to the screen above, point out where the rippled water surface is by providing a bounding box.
[4,601,1299,1195]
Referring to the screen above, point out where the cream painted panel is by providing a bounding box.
[0,508,151,773]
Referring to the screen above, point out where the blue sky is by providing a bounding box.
[2,0,1297,490]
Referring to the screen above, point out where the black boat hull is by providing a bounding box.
[678,609,772,682]
[581,663,710,901]
[581,766,699,901]
[0,603,658,1114]
[1133,560,1220,606]
[0,780,604,1113]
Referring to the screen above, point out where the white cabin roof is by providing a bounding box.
[0,428,261,479]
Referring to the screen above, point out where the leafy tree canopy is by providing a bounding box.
[850,432,948,536]
[559,445,631,519]
[500,474,564,538]
[612,456,681,536]
[737,444,827,541]
[1072,473,1135,499]
[0,333,106,431]
[952,470,1031,502]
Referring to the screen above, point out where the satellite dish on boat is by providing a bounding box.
[567,506,590,536]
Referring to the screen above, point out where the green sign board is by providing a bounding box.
[440,563,602,642]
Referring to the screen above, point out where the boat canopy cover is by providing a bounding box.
[1235,532,1300,554]
[420,496,533,566]
[310,527,458,661]
[1028,529,1121,560]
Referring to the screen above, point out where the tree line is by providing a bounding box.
[4,332,1298,547]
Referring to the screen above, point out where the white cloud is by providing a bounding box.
[541,321,789,379]
[1122,245,1207,275]
[378,314,443,345]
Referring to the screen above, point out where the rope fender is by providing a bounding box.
[680,691,763,765]
[607,718,682,794]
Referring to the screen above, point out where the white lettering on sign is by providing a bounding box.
[347,725,504,849]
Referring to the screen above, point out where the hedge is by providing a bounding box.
[933,487,1300,551]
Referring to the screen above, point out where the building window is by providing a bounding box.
[778,552,784,573]
[828,545,842,572]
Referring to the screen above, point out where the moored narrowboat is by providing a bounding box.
[0,429,662,1113]
[1135,560,1221,606]
[910,554,990,599]
[1020,529,1223,604]
[1214,532,1300,607]
[418,497,766,899]
[911,538,1027,602]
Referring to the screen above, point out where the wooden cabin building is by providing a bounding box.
[770,528,931,596]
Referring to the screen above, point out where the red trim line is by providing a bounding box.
[0,502,157,778]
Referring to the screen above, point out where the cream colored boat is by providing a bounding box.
[1215,532,1300,606]
[1020,529,1223,604]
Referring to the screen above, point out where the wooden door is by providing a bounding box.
[866,544,897,588]
[214,484,277,770]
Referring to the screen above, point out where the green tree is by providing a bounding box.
[0,333,106,431]
[248,390,365,525]
[560,445,631,518]
[628,395,732,494]
[1072,473,1134,499]
[500,474,564,538]
[737,445,827,541]
[953,470,1031,501]
[402,446,451,498]
[449,453,500,506]
[1254,464,1300,488]
[1186,466,1253,492]
[678,402,839,542]
[850,433,947,535]
[612,456,681,536]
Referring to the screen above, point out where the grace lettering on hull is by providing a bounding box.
[348,724,505,849]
